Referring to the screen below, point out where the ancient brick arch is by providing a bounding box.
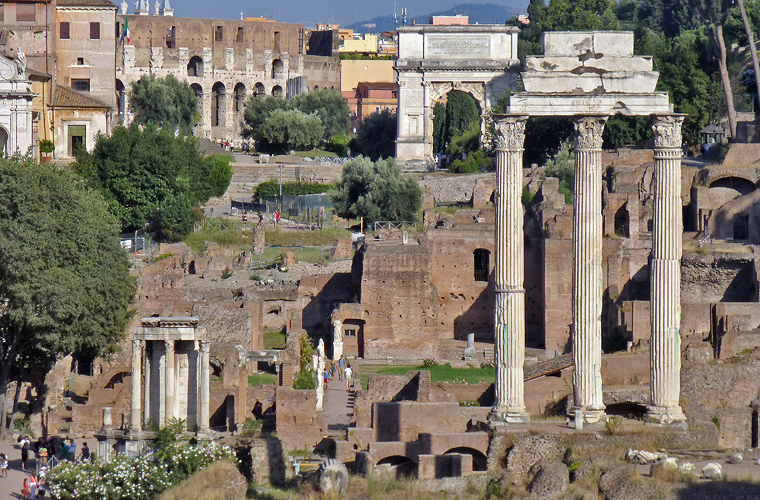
[395,25,520,171]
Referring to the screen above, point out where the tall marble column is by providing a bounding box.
[571,116,607,424]
[647,115,687,424]
[198,340,211,432]
[489,115,529,424]
[130,339,142,433]
[164,339,175,425]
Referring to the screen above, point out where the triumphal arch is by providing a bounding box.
[395,25,521,170]
[489,31,686,426]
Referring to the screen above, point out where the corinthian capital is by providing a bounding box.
[652,115,685,150]
[574,116,607,151]
[494,115,527,152]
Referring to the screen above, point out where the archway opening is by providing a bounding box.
[272,85,282,97]
[211,82,226,127]
[432,90,482,159]
[254,82,265,96]
[272,59,284,80]
[708,177,756,196]
[375,455,417,478]
[234,83,247,113]
[444,447,488,471]
[190,83,203,126]
[187,56,204,77]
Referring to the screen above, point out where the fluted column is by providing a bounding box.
[130,339,142,433]
[489,115,529,424]
[571,116,607,424]
[648,115,687,424]
[164,339,175,425]
[198,340,211,432]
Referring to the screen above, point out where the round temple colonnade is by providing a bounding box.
[489,31,687,426]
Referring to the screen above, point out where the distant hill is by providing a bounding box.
[347,3,526,33]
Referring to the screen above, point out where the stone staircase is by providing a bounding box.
[198,137,233,157]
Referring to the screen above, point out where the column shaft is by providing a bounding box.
[130,339,142,432]
[490,116,529,423]
[164,339,175,424]
[648,115,687,424]
[143,343,150,427]
[199,340,210,432]
[571,116,607,424]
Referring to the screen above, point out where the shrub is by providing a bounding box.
[221,268,234,280]
[605,415,622,435]
[39,139,55,154]
[293,369,317,390]
[47,441,237,500]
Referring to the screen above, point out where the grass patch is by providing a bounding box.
[248,373,277,386]
[263,331,286,349]
[292,149,338,158]
[184,227,249,252]
[264,227,351,247]
[360,363,495,384]
[435,203,472,214]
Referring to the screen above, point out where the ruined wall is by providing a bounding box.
[681,253,757,303]
[427,227,494,342]
[299,272,353,342]
[274,387,327,451]
[372,401,489,442]
[358,239,438,359]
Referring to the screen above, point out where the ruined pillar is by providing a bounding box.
[164,339,175,425]
[571,115,607,424]
[199,340,210,432]
[332,320,343,360]
[143,343,150,428]
[647,115,687,424]
[130,339,142,433]
[490,115,529,424]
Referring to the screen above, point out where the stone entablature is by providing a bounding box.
[395,25,520,170]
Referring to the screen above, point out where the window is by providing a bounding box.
[344,329,357,337]
[16,3,35,22]
[71,79,90,92]
[60,21,70,40]
[90,22,100,40]
[76,57,84,65]
[473,249,490,282]
[165,26,176,48]
[236,27,244,42]
[214,25,223,42]
[274,30,280,52]
[0,4,5,22]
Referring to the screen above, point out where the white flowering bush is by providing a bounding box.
[47,442,237,500]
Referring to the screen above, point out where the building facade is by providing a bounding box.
[117,14,340,140]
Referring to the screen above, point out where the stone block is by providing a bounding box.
[541,32,593,57]
[593,31,634,58]
[418,454,436,479]
[585,56,653,73]
[522,72,603,94]
[601,72,659,94]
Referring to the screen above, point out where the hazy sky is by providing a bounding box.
[161,0,526,28]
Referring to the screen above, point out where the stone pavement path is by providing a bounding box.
[0,440,30,499]
[322,376,355,433]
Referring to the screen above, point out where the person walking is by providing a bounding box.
[22,478,30,498]
[78,442,91,462]
[344,365,352,391]
[0,453,8,478]
[29,472,38,499]
[338,355,345,381]
[67,438,77,462]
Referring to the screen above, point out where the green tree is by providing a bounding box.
[260,109,324,152]
[544,141,576,204]
[128,74,198,132]
[330,156,422,224]
[0,157,135,438]
[242,95,287,140]
[75,123,230,240]
[444,91,479,148]
[432,102,446,153]
[353,109,397,161]
[289,89,351,139]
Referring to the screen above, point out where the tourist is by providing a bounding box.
[78,442,90,462]
[67,439,77,461]
[257,212,263,226]
[0,453,8,478]
[324,369,329,388]
[344,365,352,391]
[29,472,38,499]
[252,400,263,420]
[338,355,345,381]
[22,478,30,498]
[20,437,30,471]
